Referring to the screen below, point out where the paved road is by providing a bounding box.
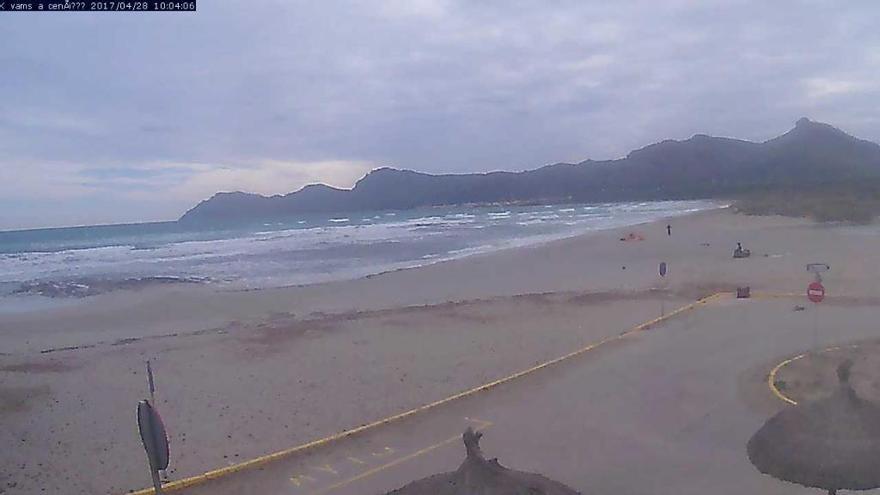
[183,297,880,495]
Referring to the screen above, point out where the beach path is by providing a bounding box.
[174,295,880,495]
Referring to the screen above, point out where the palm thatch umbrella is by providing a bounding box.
[386,428,580,495]
[748,360,880,494]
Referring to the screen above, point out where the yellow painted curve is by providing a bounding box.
[767,354,805,405]
[767,343,864,406]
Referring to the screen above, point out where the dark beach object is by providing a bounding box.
[386,428,580,495]
[619,232,645,242]
[747,361,880,494]
[137,399,169,494]
[733,249,751,258]
[733,242,751,258]
[737,287,751,298]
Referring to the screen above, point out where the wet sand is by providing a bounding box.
[3,207,850,355]
[3,208,880,494]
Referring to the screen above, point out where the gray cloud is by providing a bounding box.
[1,0,879,228]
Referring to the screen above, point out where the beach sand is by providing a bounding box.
[3,208,880,494]
[773,340,880,404]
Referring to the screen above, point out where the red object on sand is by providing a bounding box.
[619,232,645,242]
[807,281,825,303]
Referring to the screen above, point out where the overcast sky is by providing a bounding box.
[1,0,878,229]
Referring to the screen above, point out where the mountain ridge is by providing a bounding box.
[180,119,880,223]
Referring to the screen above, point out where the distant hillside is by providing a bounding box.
[179,118,880,223]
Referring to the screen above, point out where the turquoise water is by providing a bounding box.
[0,201,717,299]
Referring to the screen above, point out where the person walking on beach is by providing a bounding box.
[666,224,671,236]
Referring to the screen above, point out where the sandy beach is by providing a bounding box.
[3,207,880,494]
[772,340,880,404]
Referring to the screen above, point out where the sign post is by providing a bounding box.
[137,399,169,495]
[805,263,829,349]
[659,262,668,317]
[146,360,156,402]
[806,263,830,283]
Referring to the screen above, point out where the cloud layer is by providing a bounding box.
[1,0,878,228]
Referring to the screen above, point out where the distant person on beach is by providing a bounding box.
[666,224,671,236]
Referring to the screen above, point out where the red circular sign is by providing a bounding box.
[807,281,825,303]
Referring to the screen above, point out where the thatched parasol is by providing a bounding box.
[748,360,880,494]
[386,427,580,495]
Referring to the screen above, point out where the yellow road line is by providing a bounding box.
[750,292,871,301]
[127,292,724,495]
[767,353,805,405]
[306,418,492,495]
[749,292,802,300]
[767,343,864,406]
[308,436,459,495]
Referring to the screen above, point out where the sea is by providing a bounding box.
[0,200,718,309]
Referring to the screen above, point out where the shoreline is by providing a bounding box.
[5,208,880,493]
[222,205,728,294]
[1,202,722,301]
[0,207,726,355]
